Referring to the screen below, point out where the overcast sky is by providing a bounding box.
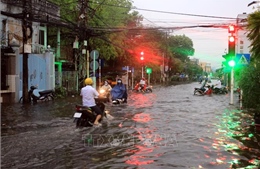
[132,0,257,68]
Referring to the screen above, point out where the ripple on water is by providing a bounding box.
[1,84,260,169]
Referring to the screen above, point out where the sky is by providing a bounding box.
[132,0,257,69]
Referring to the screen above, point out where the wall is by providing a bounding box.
[18,52,55,99]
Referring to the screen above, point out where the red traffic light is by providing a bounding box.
[228,25,236,33]
[228,36,235,43]
[140,56,144,60]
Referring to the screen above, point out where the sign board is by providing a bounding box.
[122,66,133,72]
[122,66,128,71]
[236,53,250,66]
[90,50,99,59]
[90,61,99,70]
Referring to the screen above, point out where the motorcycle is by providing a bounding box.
[73,97,107,128]
[194,85,213,96]
[98,88,110,103]
[212,86,228,94]
[133,83,153,93]
[111,84,128,104]
[19,85,55,103]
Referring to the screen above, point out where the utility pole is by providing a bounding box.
[22,0,32,103]
[227,25,236,105]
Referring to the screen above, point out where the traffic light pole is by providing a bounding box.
[230,67,234,105]
[142,66,144,78]
[227,25,236,105]
[140,52,144,78]
[148,73,150,86]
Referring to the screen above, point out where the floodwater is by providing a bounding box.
[1,81,260,169]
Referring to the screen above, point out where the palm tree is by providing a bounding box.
[247,10,260,62]
[237,11,260,110]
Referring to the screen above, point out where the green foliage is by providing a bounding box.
[54,86,67,98]
[185,62,203,76]
[168,35,195,62]
[240,11,260,111]
[237,62,260,110]
[247,10,260,61]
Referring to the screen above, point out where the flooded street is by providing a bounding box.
[1,82,260,169]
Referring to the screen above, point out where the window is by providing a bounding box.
[39,29,44,45]
[1,19,7,45]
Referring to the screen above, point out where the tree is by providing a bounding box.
[238,10,260,110]
[168,35,195,62]
[247,11,260,61]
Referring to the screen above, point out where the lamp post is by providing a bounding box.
[140,51,144,78]
[228,60,235,105]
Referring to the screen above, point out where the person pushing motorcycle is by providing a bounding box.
[139,77,146,91]
[80,78,103,126]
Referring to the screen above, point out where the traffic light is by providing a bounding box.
[140,51,144,61]
[228,25,235,33]
[228,35,236,57]
[228,25,236,58]
[146,67,152,74]
[228,59,236,67]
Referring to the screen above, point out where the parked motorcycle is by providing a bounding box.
[212,86,228,94]
[19,85,55,103]
[133,83,153,93]
[73,97,107,128]
[194,85,213,96]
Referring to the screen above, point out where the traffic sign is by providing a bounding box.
[122,66,128,70]
[90,61,99,70]
[90,50,99,59]
[236,53,250,66]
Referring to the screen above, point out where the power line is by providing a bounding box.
[131,7,236,20]
[88,1,237,20]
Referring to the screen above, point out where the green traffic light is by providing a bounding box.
[228,60,236,67]
[146,67,152,74]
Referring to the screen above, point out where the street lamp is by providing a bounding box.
[140,51,144,78]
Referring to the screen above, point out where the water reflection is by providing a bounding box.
[1,84,260,169]
[1,96,81,136]
[125,112,156,166]
[211,109,260,169]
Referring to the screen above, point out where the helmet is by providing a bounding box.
[117,78,122,84]
[85,78,93,85]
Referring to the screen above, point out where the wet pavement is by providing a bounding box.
[1,81,260,169]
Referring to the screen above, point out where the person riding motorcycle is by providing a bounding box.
[199,78,210,93]
[100,80,112,101]
[139,78,146,91]
[213,78,222,92]
[80,78,103,126]
[111,78,127,103]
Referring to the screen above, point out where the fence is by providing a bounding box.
[59,71,78,94]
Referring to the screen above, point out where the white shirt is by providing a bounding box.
[80,85,99,107]
[215,80,222,89]
[101,84,112,91]
[139,79,145,85]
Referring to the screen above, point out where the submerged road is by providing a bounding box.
[1,82,260,169]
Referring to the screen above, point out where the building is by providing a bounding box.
[236,13,251,55]
[0,0,60,103]
[190,58,200,65]
[199,62,212,73]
